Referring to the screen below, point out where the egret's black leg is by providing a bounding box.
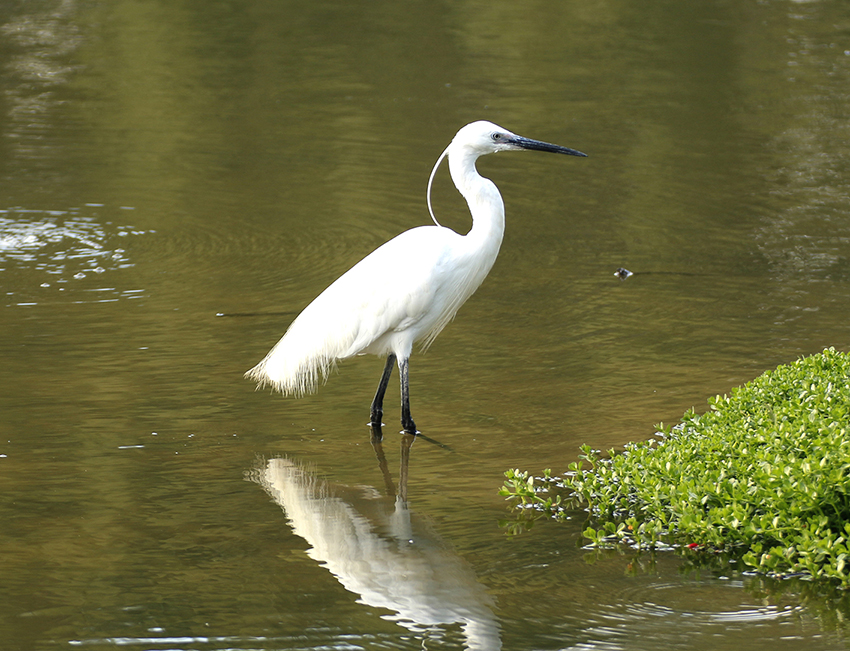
[370,353,396,428]
[399,356,417,434]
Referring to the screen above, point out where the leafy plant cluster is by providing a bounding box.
[502,348,850,586]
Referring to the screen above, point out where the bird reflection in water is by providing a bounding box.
[252,434,501,650]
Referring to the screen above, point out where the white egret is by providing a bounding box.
[246,120,586,434]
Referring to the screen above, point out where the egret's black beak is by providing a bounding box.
[511,135,587,158]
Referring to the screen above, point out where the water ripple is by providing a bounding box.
[67,632,390,650]
[553,578,805,650]
[0,206,152,306]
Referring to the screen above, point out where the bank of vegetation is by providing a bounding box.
[502,348,850,586]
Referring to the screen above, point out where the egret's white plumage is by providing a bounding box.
[246,120,586,433]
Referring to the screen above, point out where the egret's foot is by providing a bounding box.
[401,417,417,436]
[369,407,383,427]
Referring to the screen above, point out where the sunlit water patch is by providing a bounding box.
[0,206,151,306]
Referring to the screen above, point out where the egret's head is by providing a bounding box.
[453,120,587,158]
[427,121,587,227]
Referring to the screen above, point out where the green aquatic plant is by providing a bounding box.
[501,348,850,586]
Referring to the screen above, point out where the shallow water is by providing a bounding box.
[2,0,850,649]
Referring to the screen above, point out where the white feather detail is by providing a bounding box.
[245,225,493,396]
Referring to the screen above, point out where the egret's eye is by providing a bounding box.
[491,133,502,141]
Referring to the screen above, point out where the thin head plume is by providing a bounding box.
[426,143,450,227]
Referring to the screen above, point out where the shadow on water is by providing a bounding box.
[250,432,502,651]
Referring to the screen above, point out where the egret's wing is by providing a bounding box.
[330,227,464,357]
[245,226,462,395]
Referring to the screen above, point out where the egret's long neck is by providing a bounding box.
[448,146,506,255]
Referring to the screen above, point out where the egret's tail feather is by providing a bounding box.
[245,270,377,396]
[245,336,338,397]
